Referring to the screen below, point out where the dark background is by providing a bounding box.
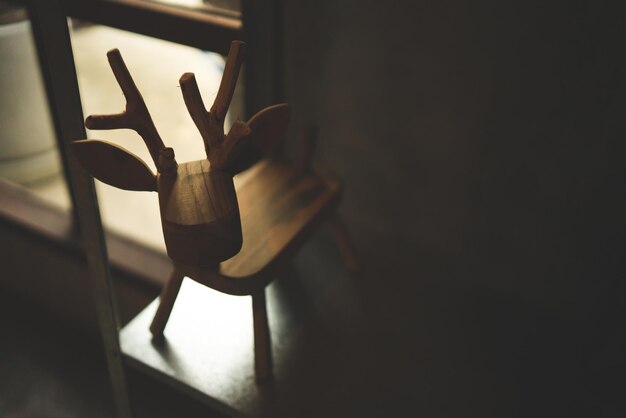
[281,1,626,416]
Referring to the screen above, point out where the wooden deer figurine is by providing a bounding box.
[71,41,290,379]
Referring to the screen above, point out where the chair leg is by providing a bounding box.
[252,289,272,380]
[150,268,184,337]
[329,212,359,272]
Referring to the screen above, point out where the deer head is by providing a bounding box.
[71,41,290,268]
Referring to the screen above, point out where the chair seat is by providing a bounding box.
[178,159,342,295]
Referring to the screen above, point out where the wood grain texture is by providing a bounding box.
[159,160,236,225]
[177,160,342,295]
[225,161,341,279]
[70,139,157,191]
[157,159,242,268]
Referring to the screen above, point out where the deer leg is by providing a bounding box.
[252,289,272,380]
[150,267,185,337]
[329,213,360,272]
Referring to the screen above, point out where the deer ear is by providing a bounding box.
[247,103,290,157]
[71,140,157,191]
[219,103,291,175]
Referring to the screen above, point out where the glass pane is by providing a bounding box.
[0,5,68,203]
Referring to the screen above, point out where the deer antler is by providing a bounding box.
[85,49,177,176]
[179,41,247,164]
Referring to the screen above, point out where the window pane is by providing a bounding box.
[0,7,68,202]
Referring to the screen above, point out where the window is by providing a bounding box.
[0,0,243,283]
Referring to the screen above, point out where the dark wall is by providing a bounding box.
[282,1,626,416]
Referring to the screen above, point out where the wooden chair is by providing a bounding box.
[151,154,353,379]
[71,41,357,380]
